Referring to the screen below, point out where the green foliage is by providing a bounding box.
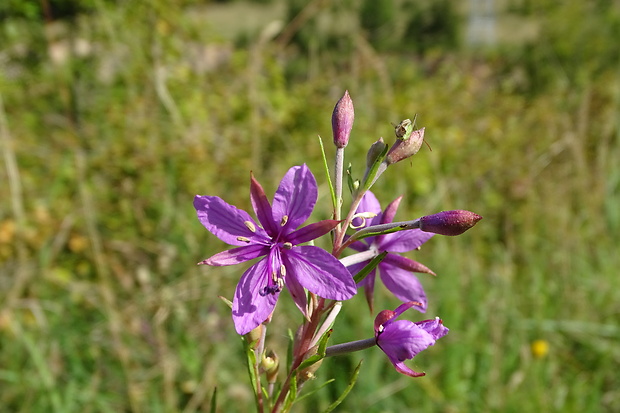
[1,1,619,412]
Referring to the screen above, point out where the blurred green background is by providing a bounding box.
[1,0,619,411]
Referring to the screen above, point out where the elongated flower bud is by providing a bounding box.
[419,210,482,236]
[366,137,388,168]
[332,90,354,148]
[385,128,425,164]
[262,350,279,383]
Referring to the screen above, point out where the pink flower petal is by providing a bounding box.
[272,165,317,231]
[194,195,269,246]
[232,258,279,335]
[284,246,356,301]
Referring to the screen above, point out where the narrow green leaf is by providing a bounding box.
[346,163,356,194]
[244,342,263,412]
[318,136,337,212]
[353,251,388,284]
[296,329,331,372]
[286,329,294,375]
[322,360,363,413]
[282,374,298,411]
[209,387,217,413]
[316,328,332,356]
[361,143,388,191]
[295,378,336,403]
[296,354,322,372]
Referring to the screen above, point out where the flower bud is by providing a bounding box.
[262,350,279,383]
[419,210,482,236]
[385,127,425,165]
[365,137,387,168]
[374,310,396,334]
[332,90,354,148]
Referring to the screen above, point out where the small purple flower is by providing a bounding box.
[374,302,449,377]
[346,191,435,312]
[194,165,356,335]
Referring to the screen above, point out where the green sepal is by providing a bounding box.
[346,163,357,194]
[353,251,388,284]
[218,295,233,309]
[361,142,388,192]
[322,360,363,413]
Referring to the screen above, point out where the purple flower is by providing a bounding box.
[194,165,357,335]
[346,191,435,312]
[374,302,449,377]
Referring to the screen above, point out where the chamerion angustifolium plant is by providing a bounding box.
[193,91,482,412]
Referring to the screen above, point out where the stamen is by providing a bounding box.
[282,242,293,250]
[280,264,286,278]
[236,236,251,243]
[350,212,377,229]
[280,215,288,226]
[244,221,256,232]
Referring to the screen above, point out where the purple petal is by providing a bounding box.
[380,196,403,225]
[392,301,426,319]
[194,195,269,246]
[272,165,317,232]
[283,246,356,300]
[232,258,279,335]
[287,220,340,245]
[383,254,436,275]
[348,260,377,309]
[348,259,378,311]
[362,268,377,313]
[250,173,278,237]
[378,319,436,360]
[352,191,382,228]
[284,270,308,317]
[378,261,427,311]
[379,229,434,253]
[390,359,426,378]
[415,317,449,341]
[199,244,268,266]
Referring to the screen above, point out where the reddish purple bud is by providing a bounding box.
[419,210,482,236]
[332,90,354,148]
[385,128,425,165]
[374,310,396,334]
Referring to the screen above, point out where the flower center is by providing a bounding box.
[259,264,286,296]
